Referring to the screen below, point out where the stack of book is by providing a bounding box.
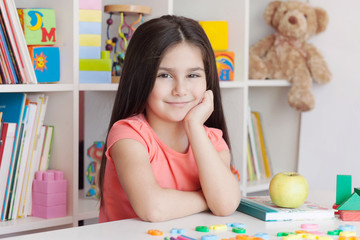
[247,108,272,182]
[237,196,335,221]
[0,0,37,84]
[0,93,54,221]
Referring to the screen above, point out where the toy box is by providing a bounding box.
[17,8,56,46]
[28,46,60,83]
[215,51,235,81]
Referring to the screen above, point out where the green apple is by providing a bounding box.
[269,172,309,208]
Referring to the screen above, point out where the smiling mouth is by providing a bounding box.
[166,101,192,106]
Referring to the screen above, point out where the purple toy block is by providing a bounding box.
[33,170,67,194]
[32,204,66,219]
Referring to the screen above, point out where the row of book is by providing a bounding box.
[0,93,54,221]
[0,0,37,84]
[247,109,273,182]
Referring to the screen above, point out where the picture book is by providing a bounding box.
[0,122,16,220]
[237,196,335,222]
[0,0,37,84]
[0,92,26,221]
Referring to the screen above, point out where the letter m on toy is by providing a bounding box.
[41,27,56,43]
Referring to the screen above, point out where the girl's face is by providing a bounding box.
[146,42,207,123]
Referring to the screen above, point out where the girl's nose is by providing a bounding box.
[172,79,187,96]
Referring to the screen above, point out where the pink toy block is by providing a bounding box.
[79,0,102,10]
[33,170,67,194]
[32,204,66,219]
[339,210,360,221]
[33,192,66,206]
[32,170,67,219]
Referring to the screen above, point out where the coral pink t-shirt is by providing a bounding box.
[99,114,229,222]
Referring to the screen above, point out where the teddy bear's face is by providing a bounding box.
[270,2,319,40]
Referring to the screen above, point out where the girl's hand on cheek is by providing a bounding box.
[184,90,214,127]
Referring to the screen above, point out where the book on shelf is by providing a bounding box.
[247,107,261,180]
[246,108,273,182]
[0,0,37,84]
[19,94,48,217]
[0,123,16,220]
[0,93,51,220]
[0,92,26,221]
[0,10,20,84]
[237,196,335,222]
[252,112,272,178]
[38,125,54,172]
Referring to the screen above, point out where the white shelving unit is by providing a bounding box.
[1,0,301,236]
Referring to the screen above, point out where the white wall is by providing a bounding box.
[298,0,360,192]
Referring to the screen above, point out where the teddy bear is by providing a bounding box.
[249,1,332,112]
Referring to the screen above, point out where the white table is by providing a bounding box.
[4,191,360,239]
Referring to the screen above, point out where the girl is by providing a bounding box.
[98,15,241,223]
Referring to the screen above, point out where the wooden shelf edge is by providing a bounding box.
[104,5,152,14]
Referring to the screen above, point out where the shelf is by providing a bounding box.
[0,215,73,235]
[244,178,271,194]
[78,190,100,221]
[220,81,245,88]
[79,83,119,91]
[0,84,74,92]
[248,80,291,87]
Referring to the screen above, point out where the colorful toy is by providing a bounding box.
[146,222,360,240]
[248,1,331,112]
[79,51,112,84]
[78,1,101,59]
[300,224,318,230]
[210,224,228,231]
[334,175,360,221]
[232,228,246,234]
[178,235,196,240]
[104,5,151,82]
[28,46,60,83]
[32,170,66,219]
[17,8,56,46]
[215,51,234,81]
[196,226,210,233]
[337,175,353,205]
[79,0,112,84]
[201,235,218,240]
[171,228,186,235]
[84,141,104,198]
[199,21,228,51]
[147,229,163,236]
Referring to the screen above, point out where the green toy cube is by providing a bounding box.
[17,8,56,46]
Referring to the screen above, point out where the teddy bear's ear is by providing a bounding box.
[264,1,282,26]
[315,7,329,33]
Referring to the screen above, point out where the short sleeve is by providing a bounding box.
[206,127,229,152]
[105,118,149,162]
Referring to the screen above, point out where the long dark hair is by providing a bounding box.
[98,15,230,204]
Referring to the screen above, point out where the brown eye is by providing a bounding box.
[304,14,307,18]
[284,10,287,14]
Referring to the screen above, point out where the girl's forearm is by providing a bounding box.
[185,123,241,216]
[134,188,208,222]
